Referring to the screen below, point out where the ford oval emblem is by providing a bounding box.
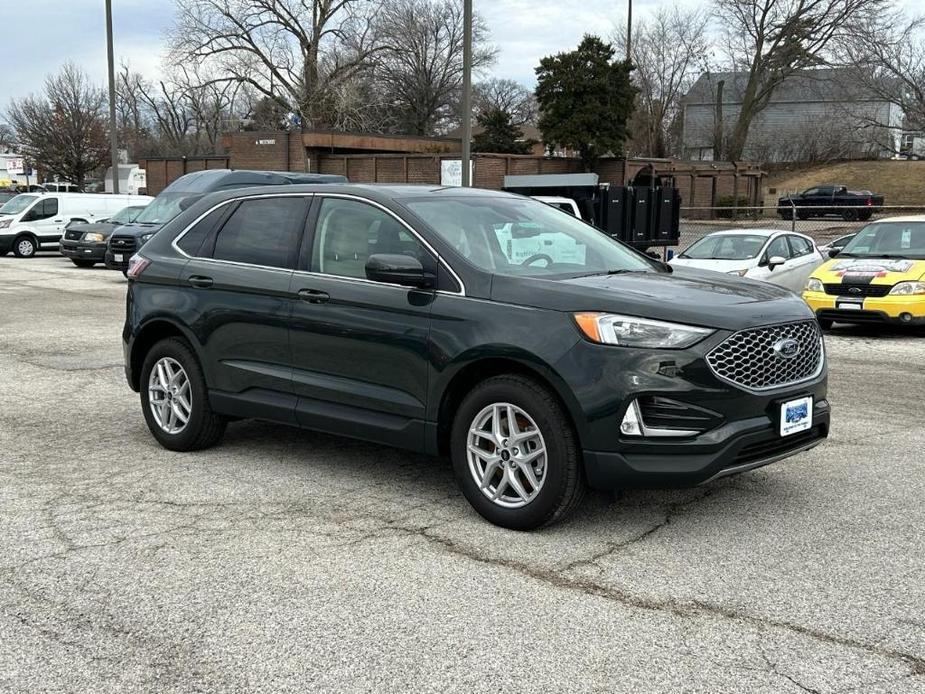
[848,287,862,294]
[773,338,801,359]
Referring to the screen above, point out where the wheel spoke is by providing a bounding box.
[518,461,541,492]
[479,460,501,488]
[171,402,189,424]
[491,469,509,500]
[518,446,545,465]
[176,393,192,414]
[507,469,530,501]
[491,404,505,444]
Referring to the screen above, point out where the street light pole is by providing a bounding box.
[105,0,120,194]
[626,0,632,63]
[460,0,472,187]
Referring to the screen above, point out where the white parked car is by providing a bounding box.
[0,192,153,258]
[670,229,825,292]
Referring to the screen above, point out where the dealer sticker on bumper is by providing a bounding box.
[780,396,813,437]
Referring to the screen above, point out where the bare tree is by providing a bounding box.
[713,0,888,160]
[0,122,15,151]
[473,78,537,126]
[373,0,495,135]
[835,9,925,149]
[169,0,380,130]
[6,63,108,189]
[613,6,710,157]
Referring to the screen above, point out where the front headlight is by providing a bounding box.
[574,313,714,348]
[888,281,925,296]
[805,278,824,292]
[727,269,748,277]
[83,232,105,243]
[139,232,155,245]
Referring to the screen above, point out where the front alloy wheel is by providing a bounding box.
[147,357,192,434]
[451,375,585,530]
[467,403,547,508]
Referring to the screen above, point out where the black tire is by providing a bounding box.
[796,210,810,220]
[841,209,859,222]
[122,270,128,278]
[12,234,37,258]
[450,374,585,530]
[139,337,226,451]
[71,259,96,268]
[818,318,833,330]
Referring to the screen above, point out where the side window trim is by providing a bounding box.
[299,193,464,295]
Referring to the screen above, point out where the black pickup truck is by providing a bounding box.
[777,185,884,222]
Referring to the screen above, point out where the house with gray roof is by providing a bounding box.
[680,68,902,163]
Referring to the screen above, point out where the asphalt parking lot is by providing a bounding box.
[1,255,924,693]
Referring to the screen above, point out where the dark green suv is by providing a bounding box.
[122,185,829,529]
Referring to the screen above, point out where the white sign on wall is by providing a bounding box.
[6,158,25,175]
[440,159,473,187]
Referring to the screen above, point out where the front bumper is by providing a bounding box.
[105,249,131,271]
[60,240,107,261]
[804,291,925,325]
[584,403,829,488]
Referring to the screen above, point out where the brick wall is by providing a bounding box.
[138,156,231,195]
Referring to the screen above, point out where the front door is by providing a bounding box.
[179,195,310,422]
[288,195,437,450]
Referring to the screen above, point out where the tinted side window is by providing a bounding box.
[44,198,59,217]
[311,198,434,280]
[212,198,306,269]
[177,205,231,257]
[787,235,813,257]
[765,237,791,260]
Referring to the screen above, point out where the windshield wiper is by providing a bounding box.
[877,253,913,259]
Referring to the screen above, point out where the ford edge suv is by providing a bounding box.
[122,185,830,529]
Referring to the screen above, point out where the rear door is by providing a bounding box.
[178,194,310,422]
[287,195,439,450]
[786,234,823,289]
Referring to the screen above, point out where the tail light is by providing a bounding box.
[126,254,151,280]
[866,197,873,206]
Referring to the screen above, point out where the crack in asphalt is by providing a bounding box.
[561,488,716,574]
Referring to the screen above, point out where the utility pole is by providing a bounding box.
[460,0,472,187]
[105,0,120,194]
[626,0,632,63]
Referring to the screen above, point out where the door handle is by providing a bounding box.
[298,288,330,304]
[187,275,214,288]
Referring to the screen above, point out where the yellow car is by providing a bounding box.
[803,215,925,329]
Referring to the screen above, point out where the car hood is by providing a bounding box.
[670,257,752,273]
[110,222,164,237]
[68,221,117,235]
[490,267,813,331]
[811,257,925,283]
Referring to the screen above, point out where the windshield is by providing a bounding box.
[110,206,146,224]
[402,196,655,278]
[134,193,189,225]
[679,234,767,260]
[0,194,38,216]
[840,222,925,259]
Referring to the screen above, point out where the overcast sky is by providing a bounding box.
[0,0,915,105]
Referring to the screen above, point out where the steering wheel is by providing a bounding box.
[522,253,554,267]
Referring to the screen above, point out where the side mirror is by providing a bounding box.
[767,255,786,270]
[828,248,841,258]
[365,254,434,288]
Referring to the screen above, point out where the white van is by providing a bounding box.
[0,192,154,257]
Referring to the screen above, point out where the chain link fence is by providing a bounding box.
[676,205,925,253]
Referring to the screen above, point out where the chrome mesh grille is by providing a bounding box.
[706,320,823,391]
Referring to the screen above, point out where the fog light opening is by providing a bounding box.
[620,401,643,436]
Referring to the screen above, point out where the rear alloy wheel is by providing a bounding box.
[451,375,585,530]
[13,235,37,258]
[140,337,226,451]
